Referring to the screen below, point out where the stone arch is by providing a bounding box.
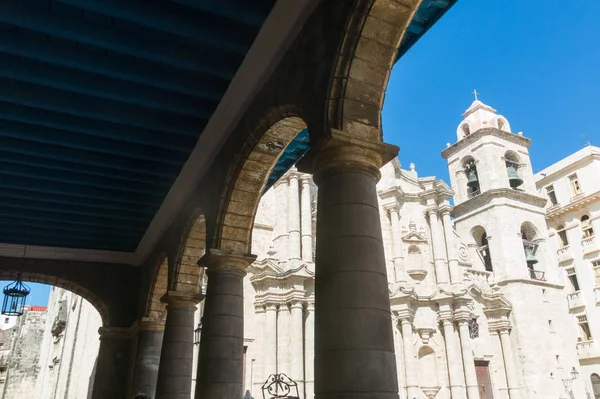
[215,114,308,254]
[471,225,488,246]
[0,270,109,326]
[504,150,521,164]
[520,221,539,241]
[458,122,471,139]
[496,116,511,132]
[145,255,169,322]
[328,0,421,140]
[173,213,207,294]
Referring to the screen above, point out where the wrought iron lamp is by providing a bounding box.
[1,274,30,316]
[563,366,579,388]
[194,318,202,346]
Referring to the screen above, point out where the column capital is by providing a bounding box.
[305,301,315,311]
[160,290,203,310]
[98,326,130,340]
[264,303,279,312]
[198,248,257,276]
[289,300,304,309]
[383,202,400,214]
[438,309,454,324]
[425,205,439,216]
[254,305,266,314]
[296,129,398,181]
[438,204,453,215]
[394,309,414,325]
[138,317,166,332]
[300,173,312,184]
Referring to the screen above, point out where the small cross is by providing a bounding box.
[581,134,592,147]
[472,89,479,101]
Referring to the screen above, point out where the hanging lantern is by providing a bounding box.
[194,318,202,346]
[2,274,30,316]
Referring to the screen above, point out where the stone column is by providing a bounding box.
[426,206,450,284]
[387,203,406,283]
[499,329,521,399]
[440,205,462,284]
[300,175,314,262]
[155,291,202,399]
[91,327,130,399]
[277,303,291,375]
[400,318,419,399]
[440,315,467,399]
[253,305,267,393]
[456,169,468,204]
[275,179,290,259]
[457,319,480,399]
[195,249,256,399]
[131,318,165,398]
[298,130,399,399]
[290,301,305,393]
[264,304,278,379]
[304,302,315,399]
[289,169,302,262]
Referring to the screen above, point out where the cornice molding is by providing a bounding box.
[452,188,546,218]
[442,127,531,160]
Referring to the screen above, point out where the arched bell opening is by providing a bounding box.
[463,157,480,198]
[521,222,544,280]
[472,226,493,272]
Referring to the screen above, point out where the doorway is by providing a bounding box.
[475,360,494,399]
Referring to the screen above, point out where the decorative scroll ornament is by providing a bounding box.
[262,373,300,399]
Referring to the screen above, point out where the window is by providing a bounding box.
[592,373,600,398]
[578,315,592,341]
[557,225,569,247]
[546,185,558,206]
[582,215,594,238]
[593,261,600,286]
[481,233,493,272]
[569,174,582,196]
[566,268,580,292]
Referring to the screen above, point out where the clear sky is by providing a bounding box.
[3,0,600,307]
[383,0,600,183]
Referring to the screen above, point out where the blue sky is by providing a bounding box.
[383,0,600,182]
[3,0,600,307]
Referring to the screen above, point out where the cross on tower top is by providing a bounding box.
[472,89,480,101]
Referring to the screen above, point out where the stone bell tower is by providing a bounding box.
[442,97,585,399]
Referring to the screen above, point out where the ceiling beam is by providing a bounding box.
[0,119,188,167]
[0,102,194,153]
[56,0,254,54]
[0,187,156,216]
[0,53,216,118]
[0,161,167,197]
[0,217,141,239]
[171,0,270,27]
[0,79,204,137]
[0,174,159,207]
[0,150,171,187]
[0,2,242,79]
[0,30,228,99]
[0,231,137,252]
[0,134,182,178]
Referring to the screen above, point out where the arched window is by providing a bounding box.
[582,215,594,239]
[463,158,480,198]
[505,151,523,189]
[521,222,541,279]
[591,373,600,398]
[557,225,569,248]
[472,226,492,272]
[462,123,471,137]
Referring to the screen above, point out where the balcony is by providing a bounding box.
[582,236,600,255]
[577,340,600,360]
[567,291,585,310]
[557,246,574,264]
[463,268,494,285]
[528,269,546,281]
[467,189,481,199]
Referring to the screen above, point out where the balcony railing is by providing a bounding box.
[567,291,585,310]
[467,189,481,199]
[528,269,546,281]
[557,246,574,263]
[577,340,600,360]
[582,236,600,255]
[463,268,494,285]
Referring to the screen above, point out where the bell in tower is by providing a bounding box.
[507,162,524,188]
[524,244,538,265]
[466,167,479,189]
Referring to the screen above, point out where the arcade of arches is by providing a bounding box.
[0,1,439,398]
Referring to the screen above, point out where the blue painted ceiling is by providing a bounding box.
[0,0,456,253]
[0,0,276,252]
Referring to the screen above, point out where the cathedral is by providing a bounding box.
[0,100,592,399]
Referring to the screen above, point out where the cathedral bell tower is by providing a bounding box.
[442,97,550,283]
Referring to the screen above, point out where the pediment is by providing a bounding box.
[247,258,282,276]
[402,230,428,243]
